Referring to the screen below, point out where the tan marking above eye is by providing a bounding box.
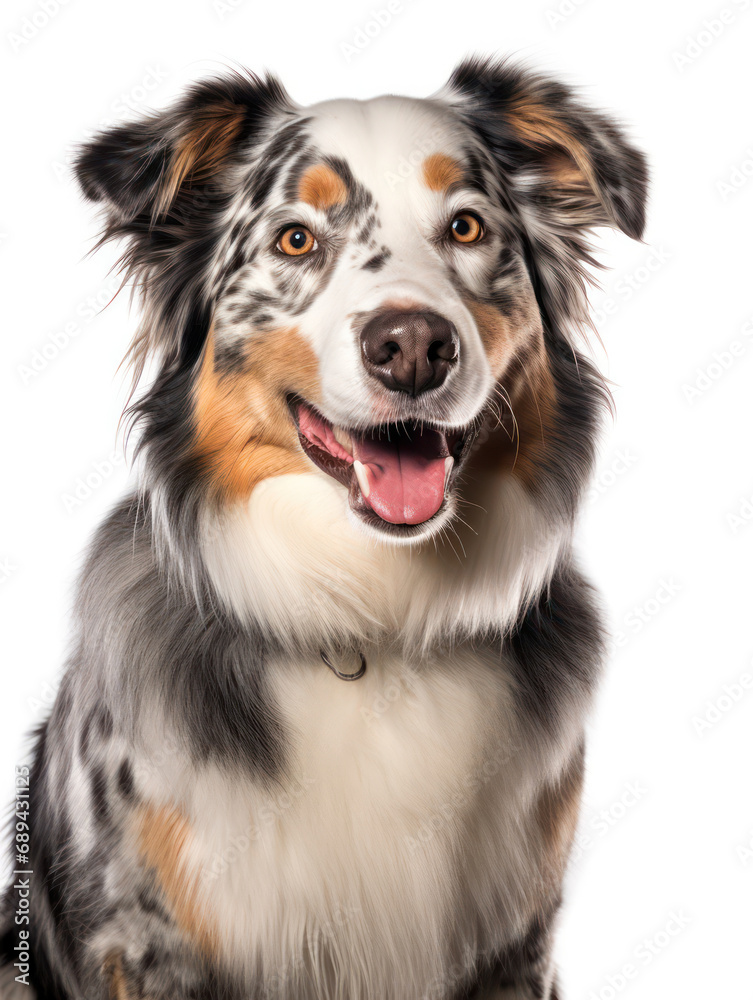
[422,153,463,192]
[298,163,348,211]
[278,225,317,256]
[450,212,484,244]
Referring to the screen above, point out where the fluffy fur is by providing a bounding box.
[1,57,647,999]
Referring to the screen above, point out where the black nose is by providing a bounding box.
[360,310,459,396]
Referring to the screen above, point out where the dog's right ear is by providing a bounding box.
[73,72,294,371]
[75,114,171,223]
[74,71,291,225]
[75,104,245,225]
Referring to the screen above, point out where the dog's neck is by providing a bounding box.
[195,472,570,652]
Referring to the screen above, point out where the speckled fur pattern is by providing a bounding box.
[0,57,647,999]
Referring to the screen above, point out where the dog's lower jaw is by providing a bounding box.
[345,490,459,546]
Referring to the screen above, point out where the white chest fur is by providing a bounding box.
[148,646,558,1000]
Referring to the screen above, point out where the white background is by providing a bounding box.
[1,0,752,996]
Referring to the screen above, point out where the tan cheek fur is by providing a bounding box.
[465,299,558,491]
[466,300,524,379]
[194,327,321,501]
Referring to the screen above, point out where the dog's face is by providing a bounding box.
[207,96,544,540]
[76,60,647,547]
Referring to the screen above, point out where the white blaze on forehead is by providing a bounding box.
[295,96,494,430]
[305,95,465,208]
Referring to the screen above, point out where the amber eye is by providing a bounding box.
[450,212,484,244]
[277,225,317,256]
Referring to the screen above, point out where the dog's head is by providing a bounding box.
[76,58,647,548]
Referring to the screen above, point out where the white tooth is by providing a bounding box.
[333,426,353,456]
[353,460,370,498]
[444,456,454,491]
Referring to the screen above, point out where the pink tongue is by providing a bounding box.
[353,430,448,525]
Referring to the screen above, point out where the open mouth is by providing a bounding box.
[289,398,476,536]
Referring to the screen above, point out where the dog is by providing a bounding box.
[0,57,647,1000]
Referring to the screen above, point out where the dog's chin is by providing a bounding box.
[287,396,479,544]
[346,494,458,546]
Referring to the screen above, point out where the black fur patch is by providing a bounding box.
[505,561,605,736]
[361,249,391,271]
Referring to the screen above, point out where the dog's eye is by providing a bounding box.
[278,226,317,256]
[450,212,484,244]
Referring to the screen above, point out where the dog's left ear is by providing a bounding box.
[444,59,649,339]
[445,57,648,241]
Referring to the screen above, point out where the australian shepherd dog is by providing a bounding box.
[0,57,647,1000]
